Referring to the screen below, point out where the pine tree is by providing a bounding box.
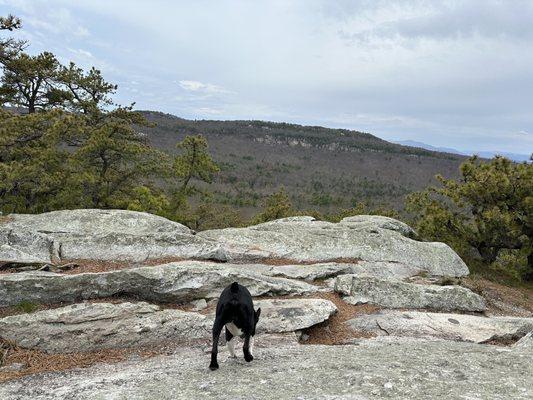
[251,188,294,224]
[407,156,533,281]
[173,135,219,193]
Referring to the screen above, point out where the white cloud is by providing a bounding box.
[178,80,233,95]
[67,48,93,58]
[195,107,223,115]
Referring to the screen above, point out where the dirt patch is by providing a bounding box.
[0,257,194,275]
[59,260,132,274]
[0,216,14,225]
[0,338,209,383]
[301,292,379,345]
[482,336,522,347]
[0,302,67,319]
[0,264,46,274]
[248,257,360,266]
[60,257,191,274]
[462,276,533,317]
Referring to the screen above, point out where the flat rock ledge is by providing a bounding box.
[335,275,486,312]
[0,261,318,307]
[246,262,355,281]
[0,299,336,353]
[347,310,533,343]
[0,302,210,353]
[1,338,532,400]
[246,260,439,281]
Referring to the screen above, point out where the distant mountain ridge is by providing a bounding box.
[139,111,467,215]
[393,140,530,163]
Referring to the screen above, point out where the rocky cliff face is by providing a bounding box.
[0,209,531,399]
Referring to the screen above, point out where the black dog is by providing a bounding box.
[209,282,261,370]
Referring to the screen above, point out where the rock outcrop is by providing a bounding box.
[2,208,533,399]
[0,209,226,263]
[1,210,468,278]
[198,216,469,277]
[0,261,318,307]
[335,275,486,312]
[347,310,533,343]
[0,299,337,353]
[0,302,211,353]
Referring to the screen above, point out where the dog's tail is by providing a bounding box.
[230,281,239,293]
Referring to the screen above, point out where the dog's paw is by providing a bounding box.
[209,362,219,371]
[244,353,254,363]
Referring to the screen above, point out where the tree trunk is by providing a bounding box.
[477,245,497,265]
[524,251,533,282]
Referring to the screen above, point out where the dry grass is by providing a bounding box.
[0,215,14,225]
[0,302,63,319]
[61,257,190,275]
[482,337,522,347]
[0,339,208,383]
[60,260,132,274]
[302,292,379,345]
[248,257,360,266]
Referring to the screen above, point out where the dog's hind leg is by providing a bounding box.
[243,334,254,363]
[209,317,224,371]
[225,326,236,358]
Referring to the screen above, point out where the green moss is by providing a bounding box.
[15,300,40,314]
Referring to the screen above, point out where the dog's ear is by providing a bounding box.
[255,308,261,323]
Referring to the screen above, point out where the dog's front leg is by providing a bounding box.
[243,334,254,363]
[209,318,223,370]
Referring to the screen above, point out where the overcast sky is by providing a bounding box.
[1,0,532,154]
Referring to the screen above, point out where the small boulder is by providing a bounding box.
[347,310,533,343]
[254,298,337,333]
[335,275,486,312]
[189,299,208,311]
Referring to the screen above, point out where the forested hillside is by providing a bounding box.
[140,111,466,216]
